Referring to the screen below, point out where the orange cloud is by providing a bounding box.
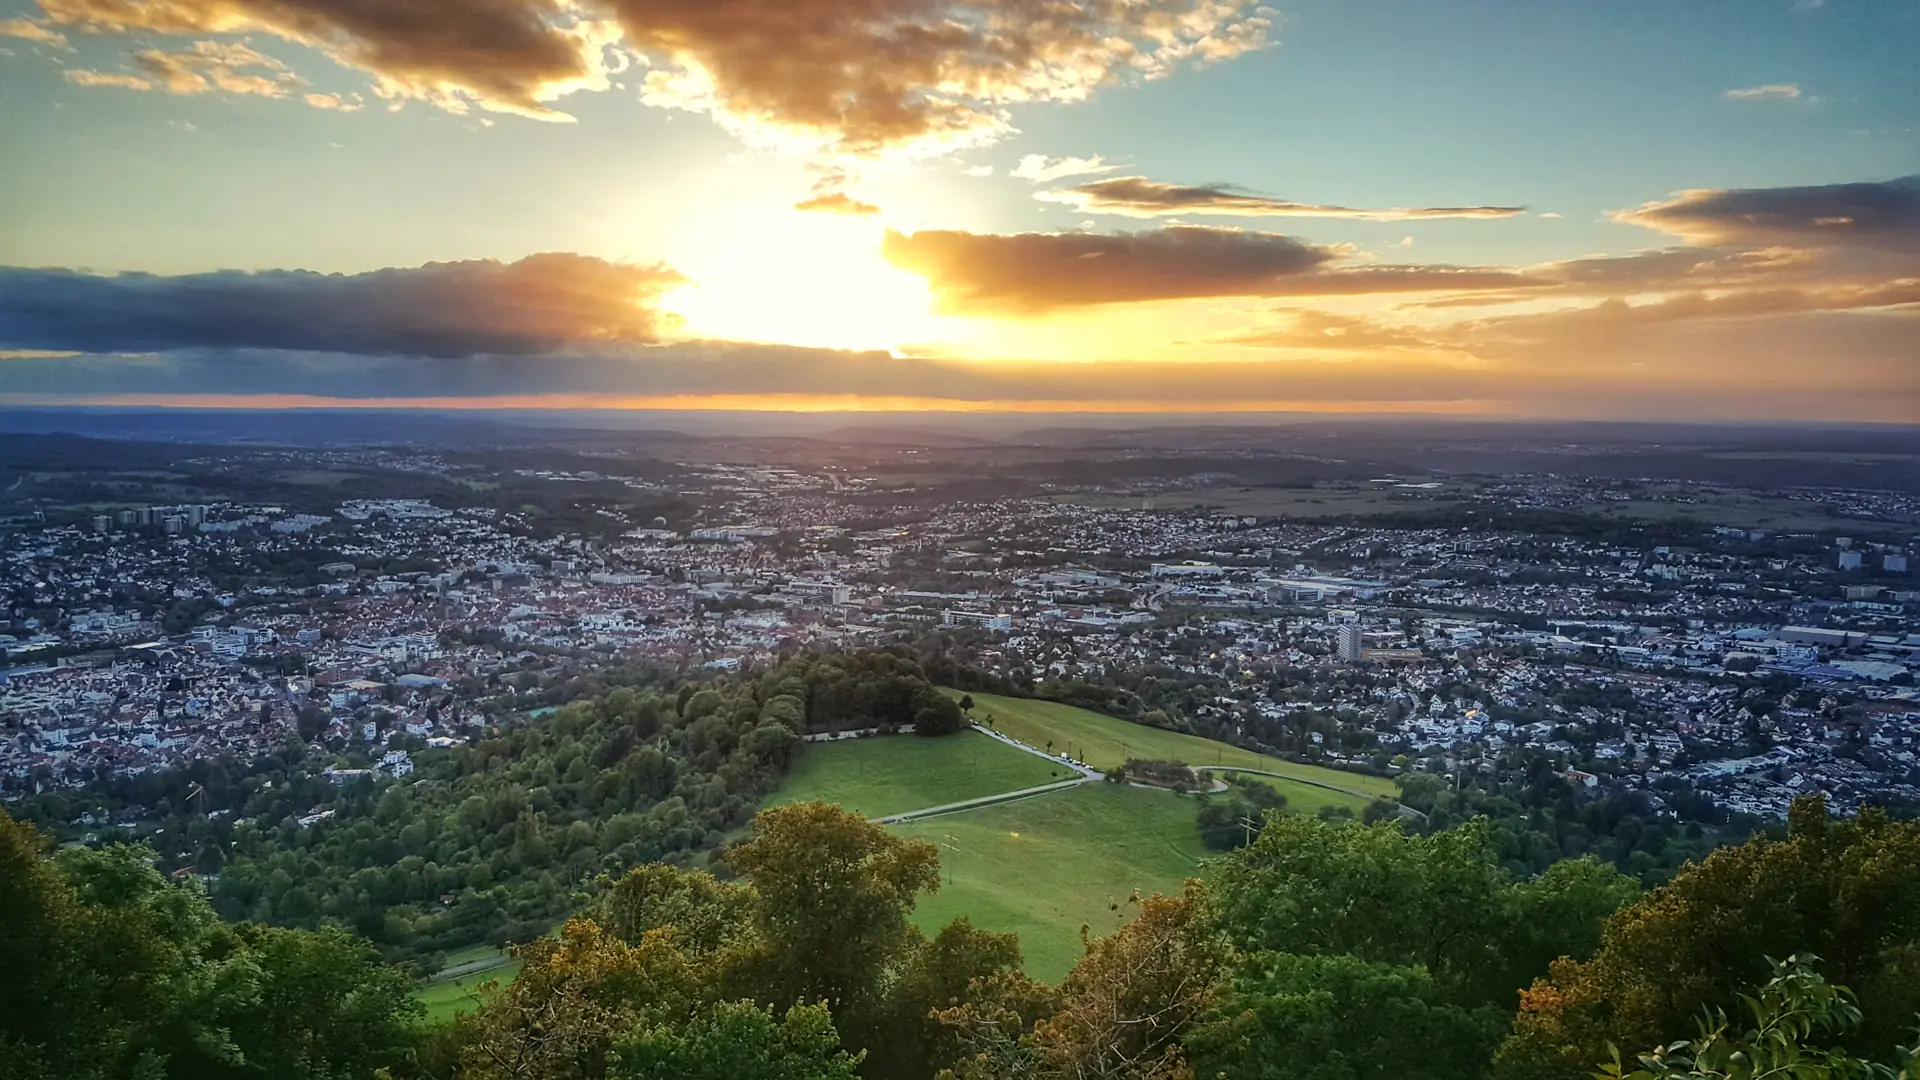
[881,226,1556,312]
[883,226,1342,313]
[1040,176,1527,220]
[63,67,151,89]
[37,0,599,118]
[794,192,880,216]
[0,254,684,357]
[35,0,1273,152]
[130,40,298,96]
[0,16,67,45]
[606,0,1272,155]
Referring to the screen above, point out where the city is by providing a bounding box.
[6,424,1916,830]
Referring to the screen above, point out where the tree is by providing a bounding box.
[1598,956,1918,1080]
[0,810,422,1080]
[958,694,975,715]
[458,917,699,1080]
[1196,796,1263,852]
[1187,953,1506,1080]
[863,919,1024,1080]
[726,802,942,1013]
[612,1001,862,1080]
[1501,797,1920,1080]
[1212,814,1636,1015]
[914,696,967,737]
[941,884,1225,1080]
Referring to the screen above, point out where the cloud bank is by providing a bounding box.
[794,192,880,216]
[1613,174,1920,253]
[33,0,1274,153]
[1039,176,1528,220]
[0,254,683,358]
[881,226,1342,312]
[0,174,1911,422]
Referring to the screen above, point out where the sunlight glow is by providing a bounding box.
[662,204,939,352]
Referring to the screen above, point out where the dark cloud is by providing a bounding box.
[1263,265,1548,297]
[3,326,1910,422]
[881,226,1341,312]
[880,226,1553,312]
[37,0,598,117]
[0,254,683,358]
[605,0,1270,155]
[1040,177,1527,220]
[794,192,880,215]
[37,0,1271,151]
[1615,175,1920,253]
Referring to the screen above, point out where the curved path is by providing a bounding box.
[871,722,1101,824]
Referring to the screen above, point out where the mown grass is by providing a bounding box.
[893,782,1211,982]
[416,956,521,1024]
[946,689,1394,806]
[768,729,1072,819]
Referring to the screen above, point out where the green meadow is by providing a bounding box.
[946,689,1392,810]
[768,729,1071,818]
[893,781,1211,981]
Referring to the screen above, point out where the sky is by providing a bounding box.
[0,0,1915,422]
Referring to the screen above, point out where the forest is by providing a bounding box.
[6,793,1919,1080]
[6,649,1920,1079]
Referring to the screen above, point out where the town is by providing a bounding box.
[4,432,1917,827]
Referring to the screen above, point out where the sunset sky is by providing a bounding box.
[0,0,1915,421]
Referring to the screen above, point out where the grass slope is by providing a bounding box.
[893,782,1209,982]
[947,690,1395,807]
[417,957,521,1024]
[768,729,1071,819]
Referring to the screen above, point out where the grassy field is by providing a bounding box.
[417,956,521,1023]
[947,690,1394,807]
[894,782,1210,981]
[769,730,1072,819]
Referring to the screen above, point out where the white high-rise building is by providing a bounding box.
[1336,623,1365,663]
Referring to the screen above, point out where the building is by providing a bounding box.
[1336,623,1365,663]
[1151,561,1225,579]
[1887,554,1910,574]
[943,609,1013,631]
[788,580,853,606]
[1839,551,1863,571]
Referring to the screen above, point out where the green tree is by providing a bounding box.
[726,802,942,1013]
[1502,798,1920,1080]
[1598,956,1918,1080]
[941,884,1224,1080]
[0,810,421,1080]
[612,1001,862,1080]
[1188,953,1506,1080]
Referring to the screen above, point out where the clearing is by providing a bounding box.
[893,781,1210,982]
[417,952,521,1023]
[946,690,1394,811]
[769,729,1073,820]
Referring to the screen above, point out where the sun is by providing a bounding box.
[661,202,939,352]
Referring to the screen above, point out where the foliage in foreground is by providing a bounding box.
[9,790,1920,1080]
[1600,957,1919,1080]
[0,810,420,1080]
